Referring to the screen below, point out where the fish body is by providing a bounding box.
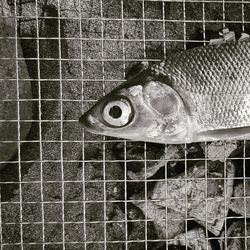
[80,41,250,144]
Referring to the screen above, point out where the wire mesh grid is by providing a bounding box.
[0,0,250,249]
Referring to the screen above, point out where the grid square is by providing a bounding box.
[61,39,81,59]
[86,202,104,222]
[21,122,39,143]
[144,1,163,19]
[62,101,82,120]
[103,20,122,39]
[62,80,82,100]
[63,121,82,141]
[44,202,62,222]
[0,101,17,120]
[84,162,103,181]
[0,38,15,57]
[225,3,243,21]
[81,0,101,18]
[165,21,184,40]
[18,38,37,58]
[39,39,59,58]
[0,122,18,141]
[43,182,62,201]
[43,162,62,181]
[63,162,83,181]
[164,2,183,20]
[123,1,142,19]
[82,61,103,79]
[104,61,124,80]
[103,40,123,59]
[85,182,104,201]
[1,15,15,30]
[124,41,145,59]
[82,40,102,60]
[2,224,21,244]
[123,20,143,40]
[42,142,61,161]
[185,2,203,20]
[40,60,60,79]
[22,203,42,222]
[0,59,16,79]
[60,19,80,38]
[103,0,121,18]
[0,80,17,99]
[19,101,35,120]
[82,81,103,100]
[19,81,35,99]
[62,60,82,79]
[1,203,20,223]
[146,41,164,60]
[60,0,79,17]
[63,142,82,160]
[128,221,145,240]
[86,223,104,242]
[41,101,61,120]
[81,20,102,39]
[205,2,223,21]
[19,60,38,79]
[105,162,125,180]
[44,223,63,242]
[64,182,83,201]
[21,183,41,202]
[106,222,126,241]
[41,122,61,141]
[84,142,103,161]
[244,4,250,21]
[23,223,43,243]
[1,184,20,202]
[65,223,85,242]
[106,181,125,200]
[65,202,84,222]
[41,81,60,99]
[145,21,164,40]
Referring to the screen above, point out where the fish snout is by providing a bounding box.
[79,112,100,132]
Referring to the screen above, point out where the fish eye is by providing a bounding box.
[103,99,132,127]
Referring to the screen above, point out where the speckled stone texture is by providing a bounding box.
[1,0,250,249]
[0,0,32,168]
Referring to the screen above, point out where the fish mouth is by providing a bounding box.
[79,112,104,133]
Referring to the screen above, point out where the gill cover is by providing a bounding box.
[143,81,182,120]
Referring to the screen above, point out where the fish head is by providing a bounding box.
[80,72,191,144]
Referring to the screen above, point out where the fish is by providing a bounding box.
[80,39,250,144]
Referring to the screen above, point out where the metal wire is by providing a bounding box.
[0,0,250,249]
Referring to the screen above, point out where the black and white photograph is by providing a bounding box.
[0,0,250,249]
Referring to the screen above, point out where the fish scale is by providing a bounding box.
[153,41,250,130]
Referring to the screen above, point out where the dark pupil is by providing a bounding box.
[109,105,122,119]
